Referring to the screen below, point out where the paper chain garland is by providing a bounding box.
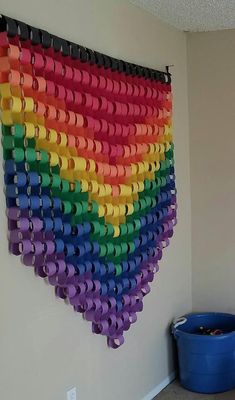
[0,15,176,348]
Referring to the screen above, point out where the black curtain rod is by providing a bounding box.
[0,14,171,84]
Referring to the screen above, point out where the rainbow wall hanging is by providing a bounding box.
[0,15,176,348]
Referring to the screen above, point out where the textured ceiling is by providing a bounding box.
[130,0,235,32]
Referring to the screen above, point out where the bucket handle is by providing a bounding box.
[173,316,187,329]
[172,316,187,337]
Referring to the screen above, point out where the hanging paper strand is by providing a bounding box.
[0,15,176,348]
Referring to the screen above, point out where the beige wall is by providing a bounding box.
[188,30,235,312]
[0,1,191,399]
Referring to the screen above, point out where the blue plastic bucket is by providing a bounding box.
[172,313,235,394]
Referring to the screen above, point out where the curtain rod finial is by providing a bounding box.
[166,65,174,73]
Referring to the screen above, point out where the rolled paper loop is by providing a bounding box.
[31,241,44,255]
[45,262,57,276]
[9,229,24,243]
[107,335,125,349]
[44,241,56,255]
[17,217,30,231]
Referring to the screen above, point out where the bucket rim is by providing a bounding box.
[173,312,235,339]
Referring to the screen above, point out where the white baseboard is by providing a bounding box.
[142,371,176,400]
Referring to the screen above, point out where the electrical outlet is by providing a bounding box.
[67,387,76,400]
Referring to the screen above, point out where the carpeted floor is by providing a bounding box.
[155,381,235,399]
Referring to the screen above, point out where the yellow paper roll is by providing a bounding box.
[48,128,58,144]
[59,155,69,171]
[89,180,99,194]
[137,181,144,192]
[98,185,106,197]
[24,122,35,139]
[71,156,86,172]
[87,159,96,173]
[37,125,47,140]
[113,205,120,218]
[98,204,105,218]
[49,151,59,166]
[59,131,67,147]
[113,225,120,238]
[126,203,134,215]
[0,83,11,98]
[132,182,139,194]
[23,97,34,113]
[131,163,138,175]
[1,110,13,125]
[119,184,131,197]
[105,203,113,216]
[119,204,126,216]
[80,179,89,192]
[104,184,112,196]
[11,97,22,113]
